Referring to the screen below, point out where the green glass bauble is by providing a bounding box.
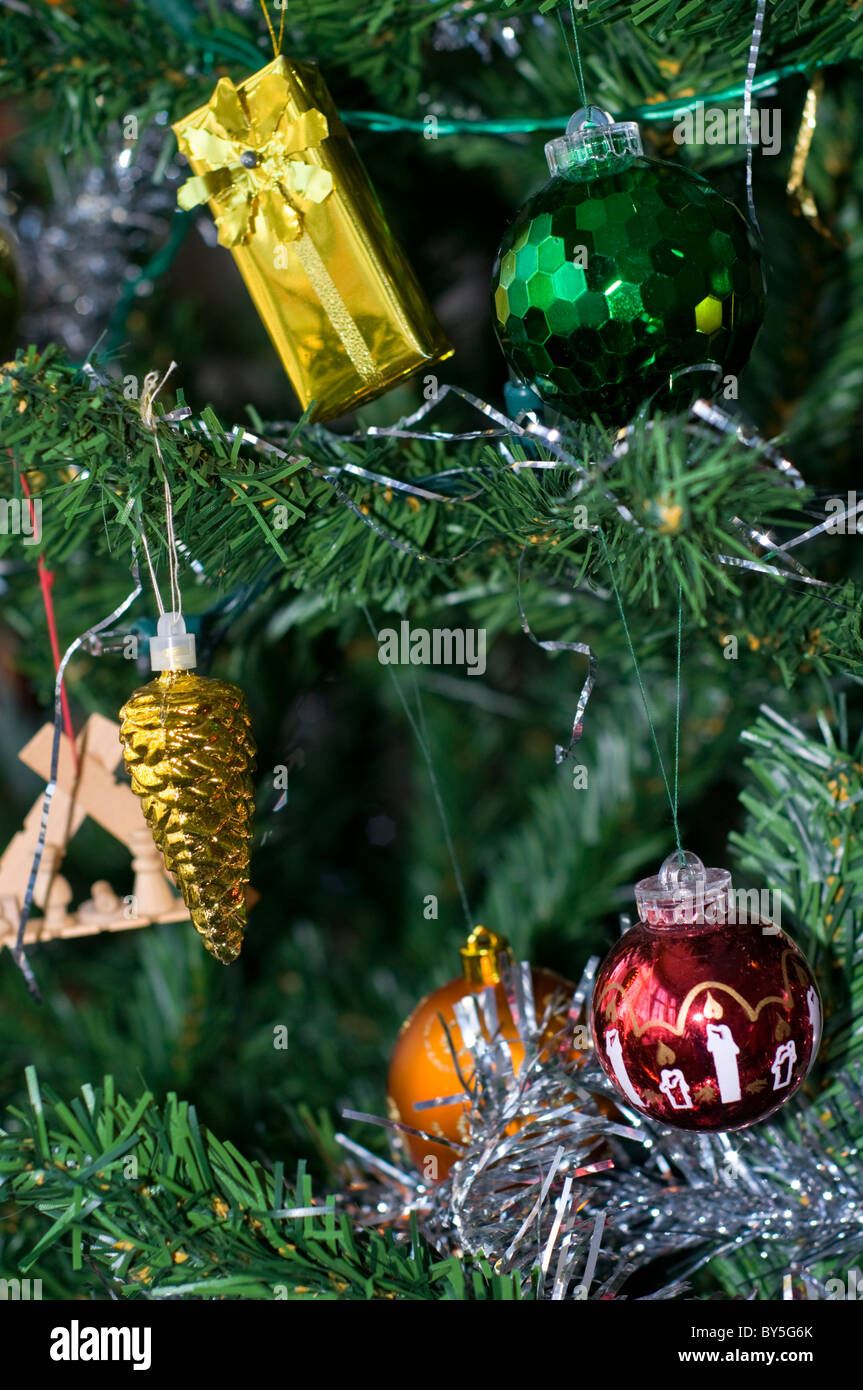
[491,113,765,426]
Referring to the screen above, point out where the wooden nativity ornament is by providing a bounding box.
[0,712,190,951]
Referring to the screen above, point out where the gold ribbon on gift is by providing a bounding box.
[176,69,379,386]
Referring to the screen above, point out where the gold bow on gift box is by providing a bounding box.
[176,73,333,248]
[173,56,452,420]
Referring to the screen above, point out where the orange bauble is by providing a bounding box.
[387,926,575,1181]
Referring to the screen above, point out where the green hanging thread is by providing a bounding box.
[598,530,686,863]
[557,0,590,112]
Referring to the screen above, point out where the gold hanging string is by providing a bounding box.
[259,0,286,60]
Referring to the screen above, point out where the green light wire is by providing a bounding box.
[183,14,822,138]
[342,60,821,135]
[174,3,825,138]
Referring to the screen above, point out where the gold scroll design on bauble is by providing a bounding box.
[175,68,379,385]
[599,948,802,1039]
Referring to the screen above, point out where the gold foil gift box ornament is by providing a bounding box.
[173,56,453,420]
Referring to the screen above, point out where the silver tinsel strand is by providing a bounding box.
[338,958,863,1300]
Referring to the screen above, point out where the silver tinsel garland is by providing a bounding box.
[338,958,863,1300]
[14,123,181,358]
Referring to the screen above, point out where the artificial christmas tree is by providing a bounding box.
[0,0,861,1331]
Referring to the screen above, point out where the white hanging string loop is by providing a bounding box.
[139,362,183,620]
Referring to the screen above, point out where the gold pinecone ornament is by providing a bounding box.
[119,614,256,963]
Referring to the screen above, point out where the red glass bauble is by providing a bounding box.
[592,852,821,1131]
